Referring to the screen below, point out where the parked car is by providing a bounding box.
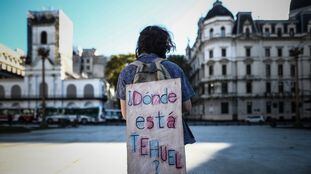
[103,109,122,120]
[245,115,266,123]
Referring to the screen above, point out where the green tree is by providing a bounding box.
[167,55,191,78]
[105,54,135,88]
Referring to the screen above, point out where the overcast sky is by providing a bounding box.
[0,0,291,56]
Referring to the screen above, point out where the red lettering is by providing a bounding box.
[160,145,167,161]
[146,116,154,129]
[168,92,177,103]
[167,116,176,128]
[175,151,183,169]
[133,91,142,106]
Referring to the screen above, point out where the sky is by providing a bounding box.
[0,0,292,56]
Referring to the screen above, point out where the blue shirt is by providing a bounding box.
[116,53,196,144]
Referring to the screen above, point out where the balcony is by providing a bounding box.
[201,75,237,83]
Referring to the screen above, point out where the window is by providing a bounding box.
[291,102,296,113]
[209,50,213,58]
[264,28,270,37]
[279,101,284,113]
[210,28,214,38]
[209,65,214,75]
[278,64,283,76]
[289,28,295,37]
[86,59,90,63]
[84,84,94,98]
[277,48,283,57]
[67,84,77,98]
[222,64,227,75]
[265,48,271,57]
[221,48,226,57]
[266,82,271,93]
[208,83,214,94]
[291,82,296,93]
[245,47,251,57]
[11,85,21,98]
[277,28,282,37]
[246,81,252,94]
[247,102,252,114]
[290,65,295,77]
[86,66,90,70]
[246,64,251,75]
[266,64,271,77]
[245,28,250,37]
[221,26,226,37]
[0,85,4,98]
[40,31,47,44]
[221,102,229,114]
[278,82,284,93]
[221,82,228,94]
[266,101,272,114]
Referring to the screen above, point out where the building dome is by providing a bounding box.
[204,0,234,20]
[290,0,311,11]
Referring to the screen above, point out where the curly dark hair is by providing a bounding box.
[135,25,176,58]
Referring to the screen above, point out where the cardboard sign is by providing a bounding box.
[126,78,186,174]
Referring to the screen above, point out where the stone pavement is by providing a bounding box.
[0,126,310,174]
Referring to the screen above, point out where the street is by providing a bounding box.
[0,125,311,174]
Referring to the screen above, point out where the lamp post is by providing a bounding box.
[290,47,303,127]
[38,47,49,128]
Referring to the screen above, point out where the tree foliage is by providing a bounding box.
[167,55,191,78]
[105,54,135,88]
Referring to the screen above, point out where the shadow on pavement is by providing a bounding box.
[186,126,311,174]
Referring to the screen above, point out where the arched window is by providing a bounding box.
[41,31,47,44]
[277,28,282,37]
[84,84,94,98]
[221,26,226,37]
[67,84,77,98]
[245,28,250,37]
[11,85,21,98]
[39,82,48,98]
[209,28,214,38]
[0,85,4,98]
[289,28,295,37]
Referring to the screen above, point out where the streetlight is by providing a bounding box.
[38,47,49,128]
[290,47,303,127]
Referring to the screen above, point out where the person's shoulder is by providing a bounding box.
[119,63,137,80]
[161,60,184,76]
[162,60,183,70]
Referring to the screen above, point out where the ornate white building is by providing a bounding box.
[0,10,108,119]
[73,48,108,79]
[0,44,25,78]
[187,0,311,120]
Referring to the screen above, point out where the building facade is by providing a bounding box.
[187,0,311,120]
[73,48,108,79]
[0,44,25,78]
[0,10,108,120]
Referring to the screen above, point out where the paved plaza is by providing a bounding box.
[0,125,310,174]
